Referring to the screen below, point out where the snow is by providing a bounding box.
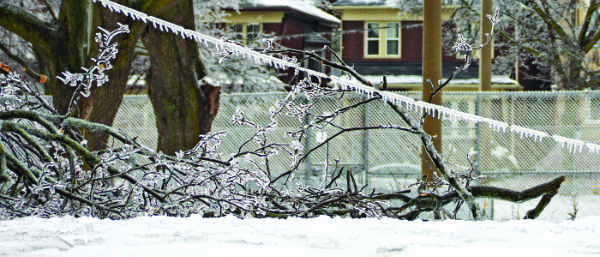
[370,162,421,172]
[244,0,341,24]
[333,0,399,7]
[363,74,520,85]
[3,215,600,257]
[491,145,519,168]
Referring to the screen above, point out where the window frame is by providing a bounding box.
[228,23,263,45]
[364,22,401,58]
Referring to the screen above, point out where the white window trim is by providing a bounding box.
[364,22,401,58]
[229,23,263,45]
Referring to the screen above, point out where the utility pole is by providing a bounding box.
[422,0,442,183]
[476,0,493,176]
[480,0,493,91]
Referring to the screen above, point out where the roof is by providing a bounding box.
[332,0,399,6]
[241,0,341,25]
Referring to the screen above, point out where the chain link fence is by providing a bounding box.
[113,91,600,219]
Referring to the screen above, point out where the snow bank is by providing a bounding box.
[3,215,600,257]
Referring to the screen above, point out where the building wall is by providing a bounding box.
[263,23,282,36]
[281,15,305,50]
[341,20,466,76]
[342,20,461,64]
[401,21,423,62]
[340,21,364,63]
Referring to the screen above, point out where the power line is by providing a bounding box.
[91,0,600,155]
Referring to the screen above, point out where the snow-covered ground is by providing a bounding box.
[3,215,600,257]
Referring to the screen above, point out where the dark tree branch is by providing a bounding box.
[0,0,56,50]
[0,41,46,82]
[55,187,121,215]
[524,192,558,219]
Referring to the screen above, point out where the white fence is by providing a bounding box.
[112,92,600,205]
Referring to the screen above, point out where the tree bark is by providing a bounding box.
[142,0,220,154]
[80,4,146,151]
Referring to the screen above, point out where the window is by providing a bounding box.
[385,23,400,55]
[246,24,260,44]
[365,22,401,58]
[229,23,261,45]
[366,23,380,55]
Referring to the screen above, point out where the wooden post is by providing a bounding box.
[422,0,442,183]
[480,0,493,91]
[476,0,493,175]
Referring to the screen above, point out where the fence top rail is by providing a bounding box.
[397,90,600,97]
[213,90,600,99]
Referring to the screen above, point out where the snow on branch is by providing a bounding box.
[91,0,600,155]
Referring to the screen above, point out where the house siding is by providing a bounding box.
[340,21,363,63]
[341,20,469,76]
[264,14,338,82]
[401,21,423,62]
[263,23,282,36]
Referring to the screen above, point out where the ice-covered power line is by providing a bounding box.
[91,0,600,154]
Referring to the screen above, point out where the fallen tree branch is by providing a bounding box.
[396,176,567,220]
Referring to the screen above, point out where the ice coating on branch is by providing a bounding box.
[57,23,129,98]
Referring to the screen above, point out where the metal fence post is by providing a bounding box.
[361,95,370,186]
[474,93,482,176]
[303,111,313,185]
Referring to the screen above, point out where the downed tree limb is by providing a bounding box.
[392,176,566,220]
[525,192,558,219]
[467,176,566,203]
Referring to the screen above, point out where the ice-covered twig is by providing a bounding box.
[57,23,129,115]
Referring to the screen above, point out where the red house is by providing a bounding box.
[222,0,341,82]
[331,0,520,91]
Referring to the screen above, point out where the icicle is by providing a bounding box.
[181,29,190,39]
[380,91,395,104]
[94,0,600,157]
[509,126,548,140]
[480,117,508,132]
[586,143,600,154]
[147,16,160,29]
[130,9,147,22]
[553,135,586,153]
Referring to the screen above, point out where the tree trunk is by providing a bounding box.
[80,5,145,151]
[45,1,143,151]
[142,0,220,154]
